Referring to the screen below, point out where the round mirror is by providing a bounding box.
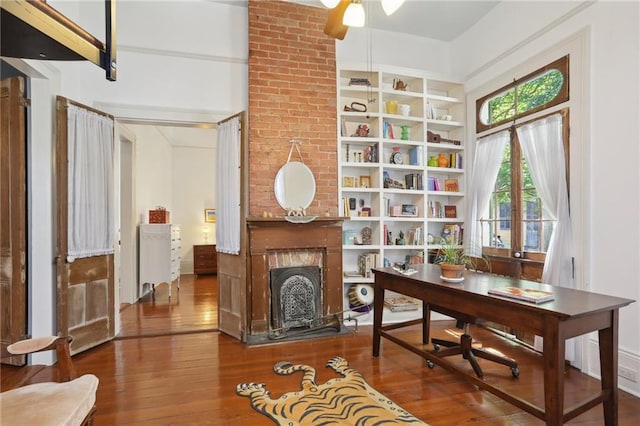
[274,161,316,211]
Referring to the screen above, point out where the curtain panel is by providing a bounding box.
[516,113,574,288]
[215,117,241,254]
[465,131,510,257]
[67,105,114,260]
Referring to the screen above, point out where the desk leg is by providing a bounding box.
[423,302,430,344]
[543,318,565,426]
[372,281,385,357]
[599,309,619,426]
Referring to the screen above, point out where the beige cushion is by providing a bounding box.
[1,374,98,426]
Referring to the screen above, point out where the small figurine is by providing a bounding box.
[352,124,370,137]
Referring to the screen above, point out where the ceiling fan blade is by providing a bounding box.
[324,0,350,40]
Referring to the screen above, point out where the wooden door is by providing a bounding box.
[55,96,115,354]
[0,77,27,365]
[217,112,247,341]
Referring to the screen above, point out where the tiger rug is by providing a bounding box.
[236,356,427,425]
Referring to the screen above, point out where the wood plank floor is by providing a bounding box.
[3,275,640,425]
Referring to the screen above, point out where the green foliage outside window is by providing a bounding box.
[483,69,564,127]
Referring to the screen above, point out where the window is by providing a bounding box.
[476,57,570,260]
[481,120,568,257]
[476,56,568,133]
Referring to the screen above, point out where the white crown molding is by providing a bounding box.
[119,45,247,65]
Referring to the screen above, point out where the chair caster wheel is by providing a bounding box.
[433,344,440,351]
[511,367,520,377]
[426,360,435,369]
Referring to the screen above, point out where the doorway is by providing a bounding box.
[115,121,219,338]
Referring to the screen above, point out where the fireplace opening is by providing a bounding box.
[270,266,322,333]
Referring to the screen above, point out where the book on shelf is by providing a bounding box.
[441,224,462,244]
[448,153,463,169]
[408,146,423,166]
[444,178,459,192]
[427,200,443,218]
[488,286,555,304]
[358,252,379,278]
[342,197,357,216]
[363,143,379,163]
[425,102,436,120]
[383,121,395,139]
[444,205,457,218]
[404,173,423,190]
[406,226,423,245]
[349,77,371,86]
[384,296,420,312]
[427,177,441,191]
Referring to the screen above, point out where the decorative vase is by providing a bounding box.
[385,100,398,114]
[440,263,465,279]
[427,156,438,167]
[400,125,409,140]
[437,152,449,168]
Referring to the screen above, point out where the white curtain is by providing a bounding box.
[215,116,241,254]
[517,114,574,288]
[517,114,575,361]
[466,131,510,257]
[67,104,114,259]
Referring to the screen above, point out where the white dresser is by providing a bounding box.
[139,224,181,299]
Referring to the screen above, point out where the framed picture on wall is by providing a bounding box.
[204,209,216,223]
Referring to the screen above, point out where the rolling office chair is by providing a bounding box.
[1,335,99,425]
[424,304,520,378]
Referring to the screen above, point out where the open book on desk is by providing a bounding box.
[488,286,554,304]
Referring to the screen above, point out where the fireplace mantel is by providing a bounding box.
[246,217,345,337]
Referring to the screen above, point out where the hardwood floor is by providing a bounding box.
[3,275,640,425]
[118,274,218,338]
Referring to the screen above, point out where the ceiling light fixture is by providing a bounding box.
[320,0,341,8]
[343,0,365,27]
[381,0,405,16]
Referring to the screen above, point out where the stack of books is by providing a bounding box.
[384,296,420,312]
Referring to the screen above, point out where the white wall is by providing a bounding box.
[337,27,452,77]
[51,1,248,121]
[452,0,640,395]
[130,125,174,221]
[172,145,218,273]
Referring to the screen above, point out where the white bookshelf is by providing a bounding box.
[337,64,466,324]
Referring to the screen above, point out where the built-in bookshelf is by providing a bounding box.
[337,64,465,325]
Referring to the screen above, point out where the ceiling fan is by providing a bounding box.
[322,0,406,40]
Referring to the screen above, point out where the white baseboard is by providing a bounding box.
[587,338,640,397]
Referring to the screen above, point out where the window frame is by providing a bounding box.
[475,55,569,133]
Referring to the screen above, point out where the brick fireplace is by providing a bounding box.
[246,217,344,340]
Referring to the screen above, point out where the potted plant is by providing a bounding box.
[434,242,487,280]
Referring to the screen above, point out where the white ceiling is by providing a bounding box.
[295,0,500,41]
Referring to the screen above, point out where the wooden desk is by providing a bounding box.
[372,264,634,426]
